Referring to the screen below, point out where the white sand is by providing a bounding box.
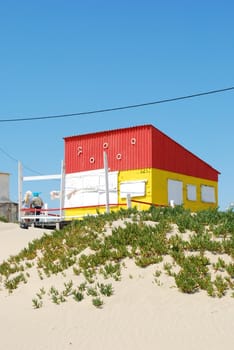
[0,222,233,350]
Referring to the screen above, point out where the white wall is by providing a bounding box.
[64,169,118,208]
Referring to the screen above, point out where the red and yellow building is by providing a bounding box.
[63,124,220,218]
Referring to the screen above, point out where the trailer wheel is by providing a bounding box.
[20,222,29,229]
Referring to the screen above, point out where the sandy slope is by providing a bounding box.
[0,222,233,350]
[0,222,53,262]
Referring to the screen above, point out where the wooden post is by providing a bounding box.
[60,160,65,221]
[126,193,131,208]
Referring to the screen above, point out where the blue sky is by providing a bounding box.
[0,0,233,211]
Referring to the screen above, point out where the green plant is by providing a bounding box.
[213,258,226,272]
[73,266,81,275]
[98,283,114,297]
[83,268,96,283]
[73,290,84,302]
[36,287,46,300]
[154,269,162,278]
[135,255,162,268]
[213,275,228,297]
[59,294,66,303]
[86,286,98,297]
[174,255,210,294]
[175,270,199,294]
[92,297,103,308]
[206,281,216,297]
[32,297,43,309]
[4,273,27,293]
[226,262,234,278]
[163,262,173,276]
[0,216,8,223]
[49,286,61,304]
[78,282,87,292]
[1,206,234,302]
[100,262,121,281]
[63,280,73,296]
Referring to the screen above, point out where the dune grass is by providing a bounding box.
[0,206,233,307]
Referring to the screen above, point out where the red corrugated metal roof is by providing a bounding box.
[63,124,151,141]
[64,124,220,181]
[151,127,220,181]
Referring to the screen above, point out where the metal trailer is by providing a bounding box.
[18,160,67,229]
[18,153,111,229]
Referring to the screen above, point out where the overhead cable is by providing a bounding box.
[0,86,233,123]
[0,146,42,174]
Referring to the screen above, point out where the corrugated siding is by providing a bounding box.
[151,127,219,181]
[64,124,219,182]
[64,125,152,173]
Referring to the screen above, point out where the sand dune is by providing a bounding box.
[0,222,233,350]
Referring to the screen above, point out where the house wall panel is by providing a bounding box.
[151,168,218,211]
[63,165,218,219]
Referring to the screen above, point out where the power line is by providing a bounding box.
[0,86,233,123]
[0,146,42,175]
[0,146,19,163]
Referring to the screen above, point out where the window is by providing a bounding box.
[120,180,146,198]
[187,184,197,201]
[201,185,215,203]
[168,179,183,205]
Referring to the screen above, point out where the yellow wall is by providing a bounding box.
[118,168,153,211]
[64,206,115,220]
[118,168,218,211]
[151,168,218,211]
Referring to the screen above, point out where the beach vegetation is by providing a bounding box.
[4,272,27,293]
[92,297,103,308]
[0,206,233,308]
[32,297,43,309]
[63,280,74,296]
[163,262,174,276]
[73,290,84,302]
[97,283,114,297]
[226,262,234,278]
[0,216,8,223]
[86,286,99,297]
[99,262,121,280]
[213,275,228,297]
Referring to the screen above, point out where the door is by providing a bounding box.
[167,179,183,205]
